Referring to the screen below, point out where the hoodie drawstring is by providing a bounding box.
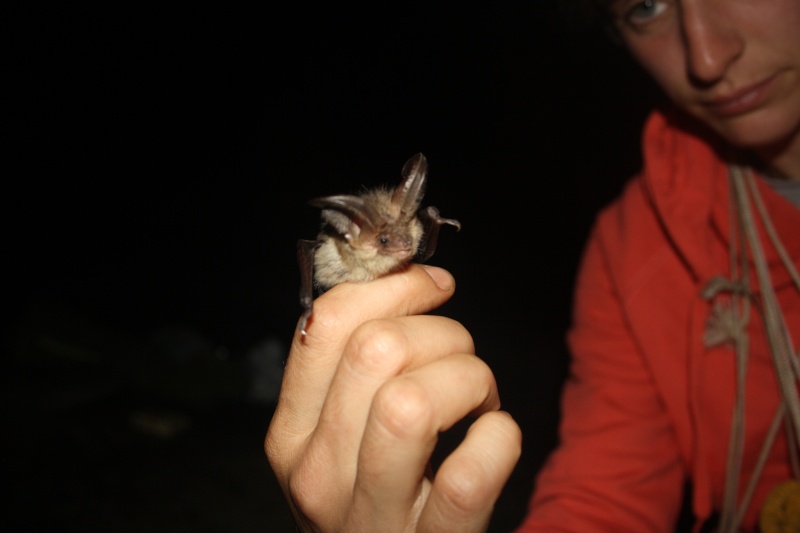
[701,165,800,532]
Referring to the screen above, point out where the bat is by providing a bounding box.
[296,152,460,335]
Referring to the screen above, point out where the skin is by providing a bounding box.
[609,0,800,178]
[266,265,522,532]
[266,1,800,531]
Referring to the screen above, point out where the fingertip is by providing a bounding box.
[490,411,523,460]
[419,265,455,292]
[418,410,522,531]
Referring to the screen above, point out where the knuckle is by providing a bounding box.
[264,417,295,477]
[448,319,476,353]
[263,426,282,469]
[345,320,409,375]
[287,463,328,523]
[285,450,347,527]
[372,378,434,439]
[303,297,346,343]
[468,354,494,381]
[436,457,489,512]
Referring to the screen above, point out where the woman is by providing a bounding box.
[520,1,800,531]
[266,1,800,531]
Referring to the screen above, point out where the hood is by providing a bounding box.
[640,107,800,292]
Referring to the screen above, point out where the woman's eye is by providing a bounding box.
[624,0,668,26]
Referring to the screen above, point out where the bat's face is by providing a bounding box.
[374,228,417,259]
[365,222,424,265]
[354,188,424,258]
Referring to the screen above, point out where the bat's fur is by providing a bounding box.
[296,153,459,335]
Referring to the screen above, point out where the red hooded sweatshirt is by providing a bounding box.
[516,108,800,532]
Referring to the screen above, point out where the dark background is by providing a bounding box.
[6,3,659,531]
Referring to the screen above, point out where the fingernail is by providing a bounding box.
[421,265,455,291]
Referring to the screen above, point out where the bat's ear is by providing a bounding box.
[392,153,427,217]
[310,195,380,239]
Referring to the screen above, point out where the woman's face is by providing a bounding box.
[609,0,800,154]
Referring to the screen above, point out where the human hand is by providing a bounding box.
[265,264,521,532]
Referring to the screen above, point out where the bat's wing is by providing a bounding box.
[297,238,319,335]
[415,206,461,263]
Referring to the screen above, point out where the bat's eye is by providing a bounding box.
[379,236,389,246]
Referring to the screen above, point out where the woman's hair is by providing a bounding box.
[573,0,614,24]
[561,0,618,40]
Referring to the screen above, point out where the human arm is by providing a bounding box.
[265,264,522,532]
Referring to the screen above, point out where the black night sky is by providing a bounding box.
[7,3,660,531]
